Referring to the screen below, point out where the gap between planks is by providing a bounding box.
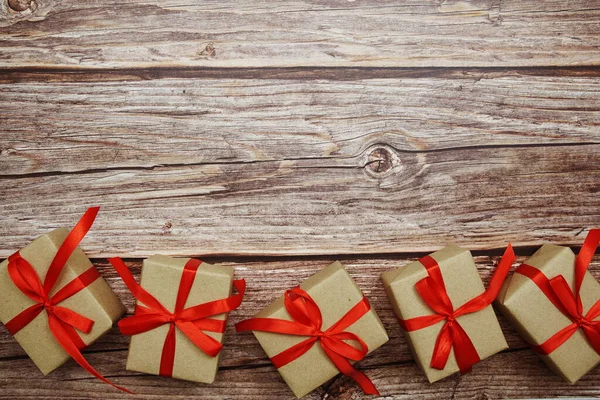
[2,66,600,83]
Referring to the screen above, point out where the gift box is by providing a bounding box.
[496,230,600,383]
[110,255,245,384]
[382,244,513,383]
[0,209,126,378]
[236,261,389,398]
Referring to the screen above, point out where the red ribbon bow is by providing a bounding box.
[4,207,130,393]
[109,257,245,377]
[398,245,515,374]
[515,229,600,355]
[235,287,379,395]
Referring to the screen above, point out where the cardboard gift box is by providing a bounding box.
[119,255,241,384]
[0,226,126,375]
[382,244,510,383]
[496,234,600,383]
[237,261,389,398]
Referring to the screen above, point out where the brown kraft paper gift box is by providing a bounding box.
[381,244,508,383]
[249,261,389,398]
[125,255,235,383]
[0,228,126,375]
[496,243,600,383]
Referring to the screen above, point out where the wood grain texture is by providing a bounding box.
[1,75,599,257]
[2,74,600,176]
[0,143,598,257]
[1,254,600,399]
[1,0,600,68]
[2,0,600,398]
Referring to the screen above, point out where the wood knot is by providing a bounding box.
[8,0,31,11]
[363,145,400,177]
[198,43,216,58]
[161,221,172,235]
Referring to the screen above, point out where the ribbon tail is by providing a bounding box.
[118,312,170,336]
[451,322,480,374]
[51,306,95,334]
[430,322,453,370]
[575,229,600,299]
[176,320,223,358]
[44,207,100,293]
[456,244,515,316]
[109,257,169,314]
[321,344,379,395]
[486,244,515,299]
[321,334,368,361]
[48,314,133,394]
[159,324,176,378]
[58,317,88,351]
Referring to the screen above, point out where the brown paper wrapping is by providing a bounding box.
[381,244,508,383]
[496,243,600,383]
[0,228,126,375]
[251,261,388,398]
[125,255,234,383]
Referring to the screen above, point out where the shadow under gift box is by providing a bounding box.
[251,261,389,398]
[125,255,234,383]
[0,228,126,375]
[382,244,508,383]
[496,243,600,383]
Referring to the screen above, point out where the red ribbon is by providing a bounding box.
[398,245,515,374]
[235,287,379,395]
[109,257,245,377]
[4,207,131,393]
[515,229,600,355]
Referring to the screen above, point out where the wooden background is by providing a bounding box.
[1,1,599,399]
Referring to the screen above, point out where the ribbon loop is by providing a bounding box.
[7,253,46,304]
[398,245,515,374]
[321,332,367,361]
[283,287,324,329]
[516,229,600,356]
[415,277,453,318]
[3,207,131,393]
[235,287,379,395]
[109,257,245,378]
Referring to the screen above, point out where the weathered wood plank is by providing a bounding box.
[2,75,599,177]
[1,0,600,68]
[1,255,599,399]
[0,142,598,257]
[2,75,598,257]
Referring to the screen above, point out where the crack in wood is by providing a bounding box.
[1,141,597,181]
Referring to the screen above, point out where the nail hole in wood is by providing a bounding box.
[7,0,31,12]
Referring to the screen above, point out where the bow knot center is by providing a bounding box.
[445,314,456,323]
[576,316,591,327]
[314,330,326,338]
[167,314,177,323]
